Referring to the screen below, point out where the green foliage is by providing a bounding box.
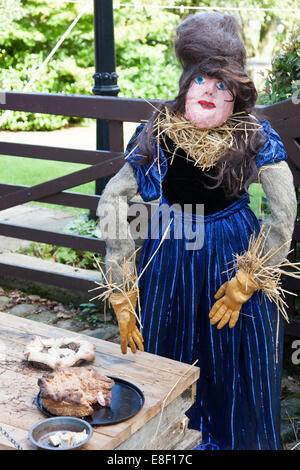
[260,29,300,105]
[17,242,102,270]
[63,214,101,238]
[0,1,94,67]
[0,0,24,32]
[114,8,181,99]
[79,303,98,315]
[0,52,93,130]
[75,302,102,329]
[0,0,94,130]
[259,30,300,254]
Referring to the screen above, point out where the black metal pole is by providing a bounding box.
[91,0,120,218]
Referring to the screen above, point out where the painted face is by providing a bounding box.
[184,76,235,129]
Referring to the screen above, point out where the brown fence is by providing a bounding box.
[0,91,299,337]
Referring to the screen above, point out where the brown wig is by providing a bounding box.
[136,12,267,199]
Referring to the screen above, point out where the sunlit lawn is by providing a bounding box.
[0,154,95,214]
[248,183,265,218]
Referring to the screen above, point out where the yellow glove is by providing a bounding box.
[109,290,144,354]
[209,269,258,329]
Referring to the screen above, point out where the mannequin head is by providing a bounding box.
[184,75,236,129]
[137,12,265,199]
[173,12,257,123]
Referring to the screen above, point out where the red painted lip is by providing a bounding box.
[198,100,216,109]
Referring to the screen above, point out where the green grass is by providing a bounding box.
[0,154,95,214]
[249,183,265,218]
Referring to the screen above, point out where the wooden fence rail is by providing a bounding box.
[0,91,299,338]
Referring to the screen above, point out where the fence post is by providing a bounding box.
[91,0,120,218]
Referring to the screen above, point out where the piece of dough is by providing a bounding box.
[24,336,96,370]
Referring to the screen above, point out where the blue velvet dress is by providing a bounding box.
[125,120,288,450]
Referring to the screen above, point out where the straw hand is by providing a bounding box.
[209,270,258,329]
[109,290,144,354]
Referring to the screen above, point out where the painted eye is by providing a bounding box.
[195,76,205,85]
[217,81,227,90]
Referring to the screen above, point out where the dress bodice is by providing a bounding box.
[159,133,245,214]
[124,119,288,213]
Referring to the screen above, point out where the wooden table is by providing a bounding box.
[0,312,201,450]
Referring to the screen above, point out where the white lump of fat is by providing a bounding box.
[48,430,88,448]
[97,391,105,407]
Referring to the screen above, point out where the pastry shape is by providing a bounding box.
[38,367,115,417]
[24,336,96,370]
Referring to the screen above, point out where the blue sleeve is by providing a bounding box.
[255,120,288,168]
[124,124,168,202]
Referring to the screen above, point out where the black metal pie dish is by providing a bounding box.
[36,376,145,426]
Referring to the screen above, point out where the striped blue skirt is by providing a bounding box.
[137,194,283,450]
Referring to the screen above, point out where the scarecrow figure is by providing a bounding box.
[97,12,297,450]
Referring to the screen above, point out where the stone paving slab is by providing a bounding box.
[81,324,120,341]
[26,308,58,325]
[0,296,10,307]
[5,303,39,317]
[54,318,85,332]
[0,205,76,252]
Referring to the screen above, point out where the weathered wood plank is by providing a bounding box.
[0,262,104,293]
[0,351,170,449]
[172,429,202,450]
[144,415,190,451]
[0,422,36,450]
[0,183,100,210]
[0,91,161,122]
[116,390,194,450]
[0,223,105,252]
[0,313,200,450]
[0,336,192,399]
[0,332,198,430]
[0,141,121,164]
[0,313,198,379]
[0,420,114,450]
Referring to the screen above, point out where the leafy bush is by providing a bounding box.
[0,0,24,32]
[114,8,181,100]
[260,29,300,105]
[63,214,101,238]
[0,1,94,69]
[16,242,102,270]
[0,53,93,130]
[0,1,94,130]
